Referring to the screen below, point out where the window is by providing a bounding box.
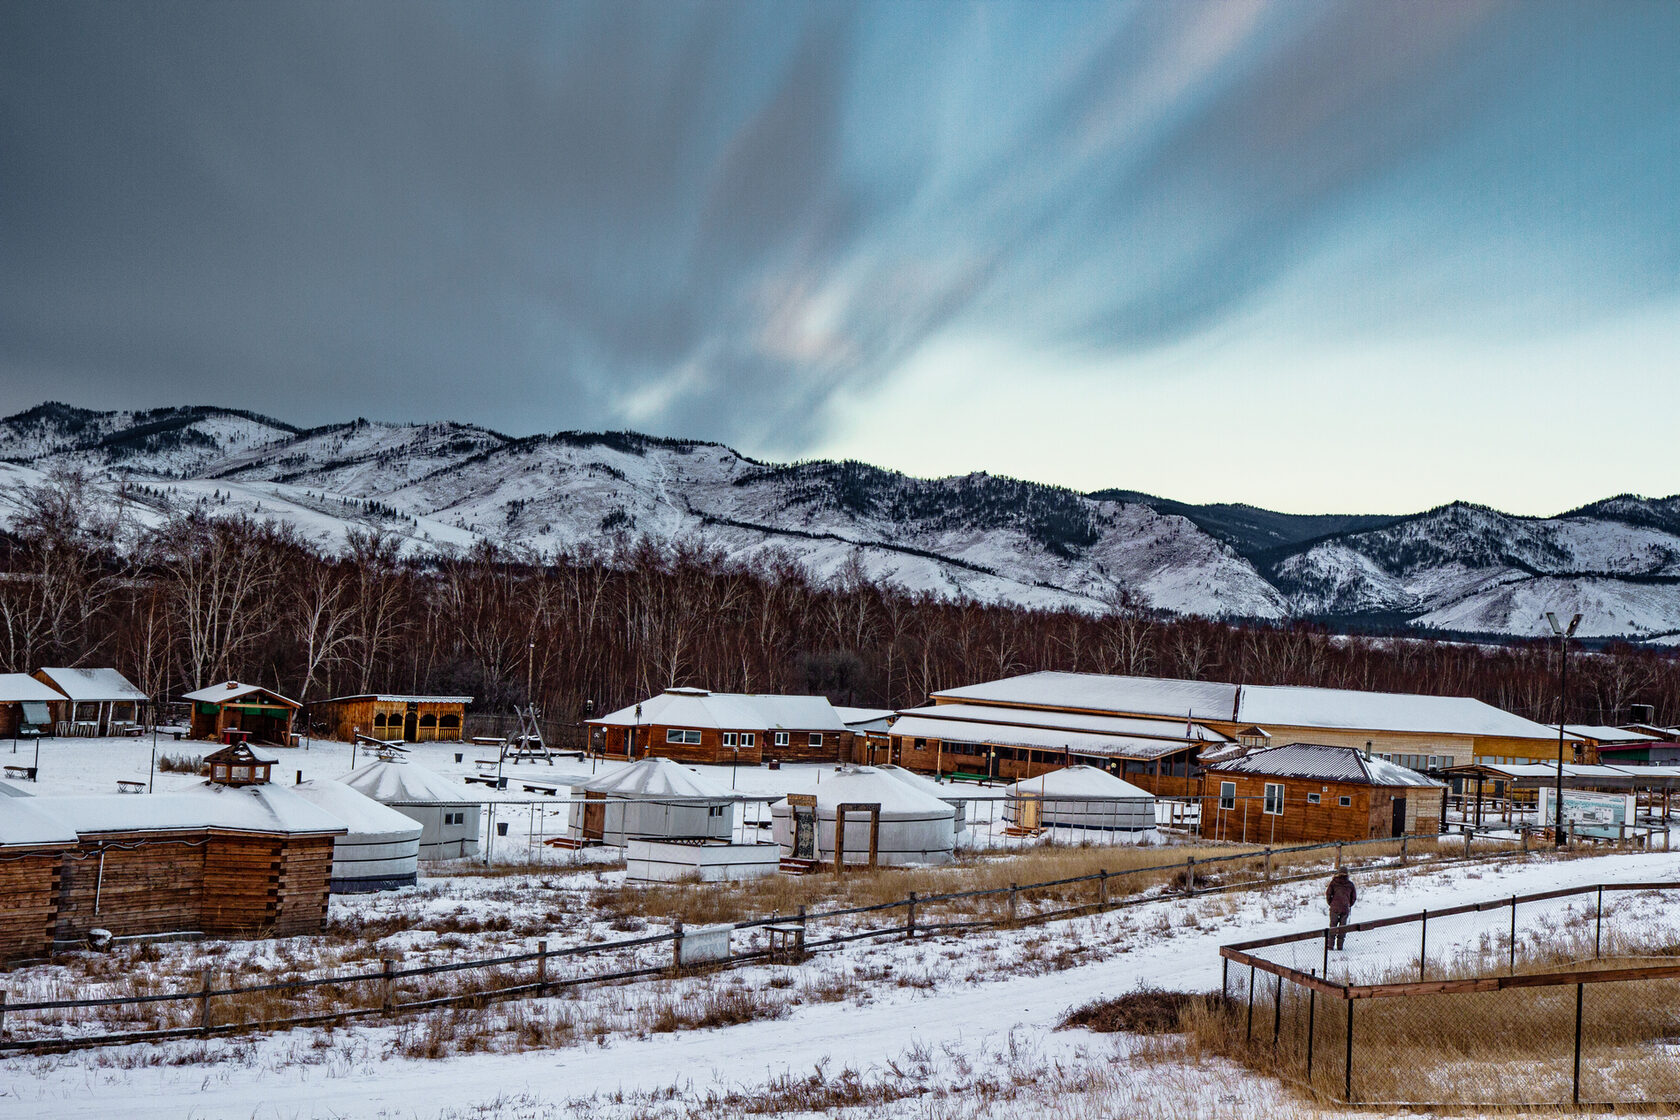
[1338,796,1352,808]
[1307,793,1321,805]
[774,732,789,747]
[1219,782,1235,811]
[444,811,466,826]
[808,733,823,748]
[740,733,753,747]
[914,738,927,752]
[665,728,701,745]
[1263,783,1284,815]
[232,765,251,782]
[722,732,736,747]
[707,805,725,819]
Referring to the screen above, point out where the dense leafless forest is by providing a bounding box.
[3,474,1677,728]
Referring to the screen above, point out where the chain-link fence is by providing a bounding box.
[1218,883,1680,1106]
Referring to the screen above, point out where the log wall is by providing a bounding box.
[0,850,63,961]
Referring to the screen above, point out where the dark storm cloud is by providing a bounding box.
[3,1,1677,449]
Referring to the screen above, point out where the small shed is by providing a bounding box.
[184,681,300,746]
[769,767,955,867]
[0,673,66,739]
[291,778,424,892]
[1004,766,1157,836]
[567,757,736,848]
[876,764,969,835]
[1203,743,1445,844]
[342,759,483,859]
[311,694,473,743]
[32,667,149,736]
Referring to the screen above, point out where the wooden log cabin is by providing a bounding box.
[886,702,1219,796]
[184,681,301,745]
[1200,743,1445,845]
[0,672,66,739]
[587,689,854,766]
[32,667,149,736]
[0,745,344,962]
[310,694,473,743]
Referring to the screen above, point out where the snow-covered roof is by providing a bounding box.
[182,680,300,707]
[323,694,474,705]
[889,716,1192,761]
[0,798,79,848]
[33,781,349,837]
[1564,724,1658,744]
[835,707,895,732]
[0,673,67,704]
[291,779,425,842]
[932,671,1569,742]
[875,764,966,801]
[1006,765,1155,800]
[590,690,846,732]
[1210,744,1443,787]
[342,759,484,806]
[934,672,1238,720]
[779,767,955,819]
[904,703,1228,743]
[0,779,33,798]
[35,667,148,702]
[575,757,731,800]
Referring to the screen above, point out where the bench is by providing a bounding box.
[475,759,501,773]
[463,775,506,789]
[944,771,994,785]
[471,736,506,747]
[117,779,146,794]
[521,783,559,796]
[4,765,36,782]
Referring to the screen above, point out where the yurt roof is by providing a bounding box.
[35,667,149,703]
[35,782,348,837]
[1007,765,1154,800]
[576,757,731,799]
[292,779,425,841]
[343,759,484,806]
[789,767,955,817]
[875,764,965,801]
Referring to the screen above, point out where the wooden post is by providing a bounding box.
[1185,856,1196,895]
[0,989,6,1038]
[1399,833,1408,866]
[382,958,396,1014]
[1573,982,1585,1106]
[198,968,213,1034]
[672,920,684,971]
[536,939,548,996]
[905,891,917,941]
[1344,999,1354,1102]
[1305,977,1317,1083]
[1334,842,1343,869]
[1263,848,1273,881]
[1419,910,1428,981]
[1245,965,1255,1042]
[1098,869,1108,908]
[1272,973,1283,1048]
[1463,829,1472,860]
[1594,886,1604,958]
[1008,883,1019,926]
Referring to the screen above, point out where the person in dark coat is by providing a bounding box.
[1325,870,1357,950]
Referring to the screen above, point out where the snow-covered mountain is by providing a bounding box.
[2,403,1678,639]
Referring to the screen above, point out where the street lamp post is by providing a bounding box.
[1546,611,1582,849]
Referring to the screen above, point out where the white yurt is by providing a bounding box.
[568,757,735,847]
[342,759,483,859]
[1004,765,1157,836]
[875,764,969,836]
[770,766,955,867]
[292,778,424,892]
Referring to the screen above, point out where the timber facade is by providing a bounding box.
[311,695,471,743]
[1199,770,1444,845]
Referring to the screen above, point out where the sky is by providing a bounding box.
[3,0,1677,516]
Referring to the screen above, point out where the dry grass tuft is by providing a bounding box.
[1058,987,1213,1035]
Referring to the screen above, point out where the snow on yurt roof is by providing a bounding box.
[37,782,348,837]
[577,756,731,799]
[292,779,425,842]
[36,667,148,703]
[343,759,483,806]
[0,798,78,848]
[1007,765,1154,800]
[791,767,955,818]
[875,764,968,801]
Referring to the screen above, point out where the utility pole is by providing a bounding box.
[1546,612,1582,848]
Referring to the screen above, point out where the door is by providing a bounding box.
[1391,797,1408,837]
[1017,796,1042,831]
[583,792,606,840]
[403,708,418,742]
[792,807,816,860]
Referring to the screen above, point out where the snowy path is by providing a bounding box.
[2,850,1672,1120]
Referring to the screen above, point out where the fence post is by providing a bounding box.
[1521,827,1530,854]
[1344,999,1354,1102]
[198,968,213,1035]
[905,891,917,941]
[1573,982,1585,1106]
[1098,869,1108,909]
[1272,973,1282,1048]
[0,989,6,1038]
[671,920,684,972]
[1594,886,1604,958]
[1334,842,1343,869]
[381,958,396,1015]
[1463,829,1472,859]
[1246,965,1256,1042]
[1185,857,1196,895]
[536,939,548,996]
[1263,848,1273,881]
[1305,975,1317,1084]
[1222,957,1229,997]
[1399,833,1408,866]
[1008,883,1019,926]
[1418,910,1428,981]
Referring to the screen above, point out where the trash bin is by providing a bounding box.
[767,759,780,771]
[496,822,509,837]
[454,752,463,763]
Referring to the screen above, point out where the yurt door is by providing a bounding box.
[787,794,818,860]
[583,792,606,840]
[1018,795,1043,831]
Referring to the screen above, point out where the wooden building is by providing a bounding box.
[0,756,344,962]
[1200,743,1445,845]
[838,707,895,765]
[587,689,854,766]
[184,681,300,745]
[0,673,66,738]
[32,667,149,736]
[922,671,1577,771]
[886,702,1221,796]
[311,694,473,743]
[1565,725,1672,765]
